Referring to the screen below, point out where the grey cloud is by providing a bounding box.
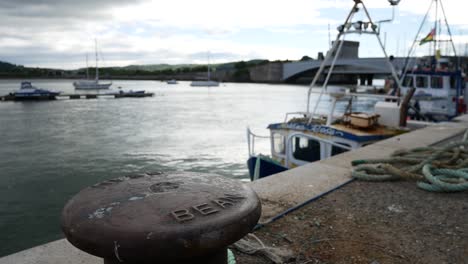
[189,51,246,62]
[0,0,146,21]
[0,0,145,10]
[0,0,252,68]
[0,42,250,69]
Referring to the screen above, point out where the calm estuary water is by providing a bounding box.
[0,79,376,256]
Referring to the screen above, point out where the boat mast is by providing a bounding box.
[439,0,458,58]
[95,39,99,81]
[207,52,211,81]
[434,0,438,61]
[401,0,458,75]
[85,53,89,80]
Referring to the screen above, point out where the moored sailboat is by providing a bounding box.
[191,53,219,87]
[73,40,112,90]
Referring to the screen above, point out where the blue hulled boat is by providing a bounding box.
[246,89,406,181]
[13,82,60,100]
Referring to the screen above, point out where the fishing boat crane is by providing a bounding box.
[246,0,410,181]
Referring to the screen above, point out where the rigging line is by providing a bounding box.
[439,0,458,57]
[400,0,434,82]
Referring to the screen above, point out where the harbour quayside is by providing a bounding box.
[246,0,422,180]
[73,40,112,90]
[398,0,467,121]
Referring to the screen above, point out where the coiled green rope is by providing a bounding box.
[228,249,236,264]
[352,130,468,192]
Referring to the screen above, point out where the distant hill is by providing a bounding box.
[101,59,270,72]
[0,61,20,71]
[119,64,198,72]
[0,60,65,77]
[0,58,287,79]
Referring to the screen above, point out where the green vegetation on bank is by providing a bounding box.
[0,59,290,81]
[0,61,63,77]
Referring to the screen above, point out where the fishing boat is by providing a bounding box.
[246,0,410,181]
[13,81,60,100]
[399,0,466,121]
[73,40,112,90]
[400,59,465,120]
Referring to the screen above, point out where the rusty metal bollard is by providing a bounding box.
[61,172,261,264]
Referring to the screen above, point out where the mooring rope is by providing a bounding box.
[232,234,294,264]
[352,130,468,192]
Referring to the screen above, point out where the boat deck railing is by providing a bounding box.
[246,127,270,157]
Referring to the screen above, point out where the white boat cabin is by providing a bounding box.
[267,120,393,169]
[401,70,462,117]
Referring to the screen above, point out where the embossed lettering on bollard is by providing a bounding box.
[171,209,195,223]
[192,203,219,215]
[170,193,246,223]
[213,199,234,208]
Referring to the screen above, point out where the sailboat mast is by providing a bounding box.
[95,39,99,81]
[434,0,438,60]
[85,54,89,79]
[207,52,211,81]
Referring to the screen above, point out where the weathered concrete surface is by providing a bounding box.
[0,239,100,264]
[453,114,468,123]
[250,163,351,222]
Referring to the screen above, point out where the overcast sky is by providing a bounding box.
[0,0,467,69]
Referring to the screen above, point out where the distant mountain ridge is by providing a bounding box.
[0,61,23,71]
[0,59,275,72]
[82,59,271,72]
[0,58,285,80]
[118,64,197,72]
[0,60,65,77]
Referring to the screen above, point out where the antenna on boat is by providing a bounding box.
[306,0,403,124]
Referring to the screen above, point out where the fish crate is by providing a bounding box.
[344,112,380,128]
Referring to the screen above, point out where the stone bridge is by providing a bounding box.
[283,57,409,84]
